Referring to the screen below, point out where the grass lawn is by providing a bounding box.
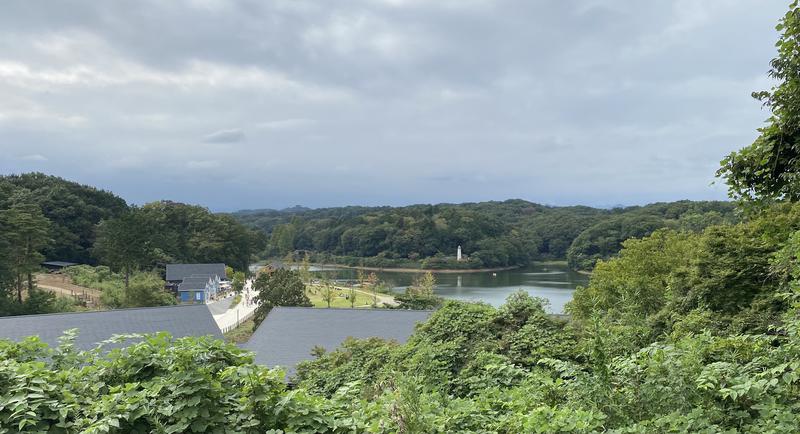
[306,284,375,309]
[224,318,256,344]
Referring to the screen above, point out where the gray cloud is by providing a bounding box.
[203,128,245,143]
[0,0,787,211]
[17,154,48,162]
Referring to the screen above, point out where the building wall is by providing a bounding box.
[179,291,205,303]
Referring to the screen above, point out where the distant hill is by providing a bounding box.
[0,173,128,263]
[230,199,738,270]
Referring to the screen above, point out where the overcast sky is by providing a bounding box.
[0,0,788,211]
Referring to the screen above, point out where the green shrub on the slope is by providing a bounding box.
[293,287,800,433]
[0,333,338,434]
[1,287,799,433]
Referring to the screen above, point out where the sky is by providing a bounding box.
[0,0,788,211]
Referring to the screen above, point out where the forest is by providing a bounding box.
[0,173,263,316]
[233,199,736,270]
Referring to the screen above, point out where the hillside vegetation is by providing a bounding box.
[233,200,736,270]
[0,173,263,316]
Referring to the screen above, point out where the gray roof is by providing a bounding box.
[42,261,79,268]
[178,277,212,291]
[166,263,225,282]
[0,304,222,350]
[243,307,432,374]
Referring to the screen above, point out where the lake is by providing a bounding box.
[305,262,588,313]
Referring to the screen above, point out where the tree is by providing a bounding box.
[0,203,51,302]
[253,268,311,326]
[298,254,312,284]
[718,2,800,205]
[124,272,176,308]
[568,229,700,325]
[0,173,128,264]
[93,208,153,290]
[396,272,442,310]
[408,272,436,297]
[366,272,379,306]
[320,279,336,309]
[232,271,246,294]
[348,286,357,308]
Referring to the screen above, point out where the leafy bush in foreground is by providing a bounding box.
[0,333,338,433]
[2,285,800,433]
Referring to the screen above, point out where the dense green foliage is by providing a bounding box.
[288,272,800,433]
[64,265,176,309]
[3,279,799,432]
[252,268,312,326]
[0,333,348,433]
[0,173,128,264]
[0,197,76,316]
[565,201,735,270]
[568,208,796,351]
[394,272,444,310]
[95,202,264,276]
[234,200,735,270]
[719,2,800,205]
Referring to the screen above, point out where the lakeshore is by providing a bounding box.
[314,263,521,274]
[310,262,588,313]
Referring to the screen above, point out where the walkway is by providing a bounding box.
[332,285,398,306]
[209,280,259,333]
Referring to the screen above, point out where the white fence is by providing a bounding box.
[219,306,257,333]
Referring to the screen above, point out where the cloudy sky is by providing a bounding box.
[0,0,787,211]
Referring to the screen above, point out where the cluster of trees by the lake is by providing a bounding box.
[0,173,263,316]
[232,199,736,270]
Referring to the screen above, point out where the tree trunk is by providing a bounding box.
[16,273,23,303]
[27,272,33,293]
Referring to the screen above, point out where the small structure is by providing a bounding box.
[41,261,78,271]
[0,304,222,350]
[177,275,221,303]
[166,263,226,284]
[243,307,433,375]
[166,263,226,293]
[457,245,462,261]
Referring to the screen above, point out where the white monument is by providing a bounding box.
[457,245,462,261]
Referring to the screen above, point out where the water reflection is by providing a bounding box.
[303,262,588,313]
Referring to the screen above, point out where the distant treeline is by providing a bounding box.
[231,199,738,270]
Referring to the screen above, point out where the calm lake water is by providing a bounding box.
[306,262,588,314]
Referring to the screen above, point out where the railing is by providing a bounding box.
[219,304,258,334]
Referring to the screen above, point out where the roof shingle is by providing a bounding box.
[0,304,222,350]
[243,307,432,374]
[166,263,226,282]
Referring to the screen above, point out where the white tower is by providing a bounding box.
[457,245,462,261]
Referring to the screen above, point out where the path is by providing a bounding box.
[210,279,259,333]
[333,285,397,306]
[35,273,102,307]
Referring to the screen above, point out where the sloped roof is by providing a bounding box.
[166,263,226,282]
[0,304,221,350]
[178,276,212,291]
[243,307,432,374]
[41,261,78,268]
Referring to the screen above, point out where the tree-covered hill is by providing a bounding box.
[0,173,264,316]
[231,199,737,270]
[0,173,128,263]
